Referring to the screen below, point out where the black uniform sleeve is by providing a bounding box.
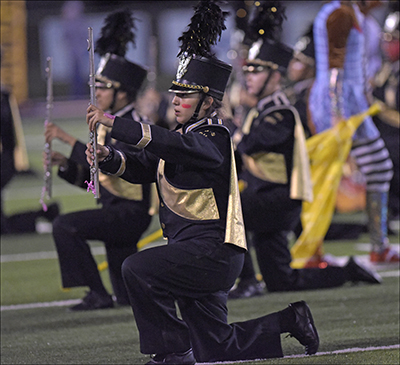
[58,158,90,189]
[69,140,88,166]
[99,146,159,184]
[111,116,227,169]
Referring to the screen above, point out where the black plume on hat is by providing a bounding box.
[177,0,229,59]
[245,1,292,72]
[245,0,286,46]
[95,9,136,57]
[95,9,147,94]
[169,0,232,101]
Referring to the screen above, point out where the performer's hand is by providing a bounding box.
[87,104,114,130]
[85,142,109,165]
[43,150,67,168]
[45,122,77,146]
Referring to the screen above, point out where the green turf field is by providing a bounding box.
[1,113,399,364]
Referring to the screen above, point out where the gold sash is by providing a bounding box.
[98,124,143,201]
[242,105,313,202]
[157,141,247,250]
[225,141,247,250]
[157,159,220,220]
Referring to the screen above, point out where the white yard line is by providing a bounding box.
[356,243,399,252]
[2,185,89,200]
[198,344,400,364]
[1,246,105,263]
[1,299,81,311]
[283,344,400,358]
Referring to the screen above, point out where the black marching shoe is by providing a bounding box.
[288,301,319,355]
[69,291,114,311]
[146,349,196,365]
[345,256,382,284]
[228,278,265,299]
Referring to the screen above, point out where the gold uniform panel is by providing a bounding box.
[157,159,220,220]
[99,172,143,201]
[242,152,288,184]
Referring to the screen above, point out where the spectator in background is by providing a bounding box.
[61,1,87,98]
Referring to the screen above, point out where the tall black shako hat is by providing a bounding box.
[168,0,232,101]
[244,1,292,73]
[95,9,147,94]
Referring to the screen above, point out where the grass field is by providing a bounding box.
[1,112,399,364]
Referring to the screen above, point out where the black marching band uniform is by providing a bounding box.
[1,43,59,234]
[52,11,152,308]
[1,80,59,234]
[96,1,319,363]
[1,86,18,229]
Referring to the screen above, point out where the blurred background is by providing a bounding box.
[1,0,397,228]
[1,0,392,107]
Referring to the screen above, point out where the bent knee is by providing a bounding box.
[52,215,66,235]
[122,254,139,279]
[122,252,152,283]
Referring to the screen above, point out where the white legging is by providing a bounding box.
[350,137,393,193]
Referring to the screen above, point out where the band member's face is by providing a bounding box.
[382,38,399,62]
[288,58,307,82]
[245,69,270,97]
[95,87,114,111]
[172,92,202,124]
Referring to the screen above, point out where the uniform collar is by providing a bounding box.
[111,102,136,117]
[257,90,290,111]
[180,111,220,134]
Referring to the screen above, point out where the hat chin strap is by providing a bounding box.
[189,93,206,123]
[256,69,273,99]
[109,88,118,112]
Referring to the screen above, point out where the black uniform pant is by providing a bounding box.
[252,230,346,292]
[122,240,284,362]
[1,187,44,235]
[241,189,346,292]
[53,204,151,304]
[1,208,40,234]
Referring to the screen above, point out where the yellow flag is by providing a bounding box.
[290,104,382,268]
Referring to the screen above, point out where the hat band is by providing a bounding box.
[95,75,121,89]
[245,59,279,71]
[172,80,210,94]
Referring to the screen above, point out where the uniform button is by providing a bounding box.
[161,223,165,229]
[160,202,164,207]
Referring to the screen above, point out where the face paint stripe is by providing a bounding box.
[182,104,192,109]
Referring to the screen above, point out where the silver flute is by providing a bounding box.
[42,56,53,200]
[87,27,100,199]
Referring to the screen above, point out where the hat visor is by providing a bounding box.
[168,83,201,94]
[95,81,113,89]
